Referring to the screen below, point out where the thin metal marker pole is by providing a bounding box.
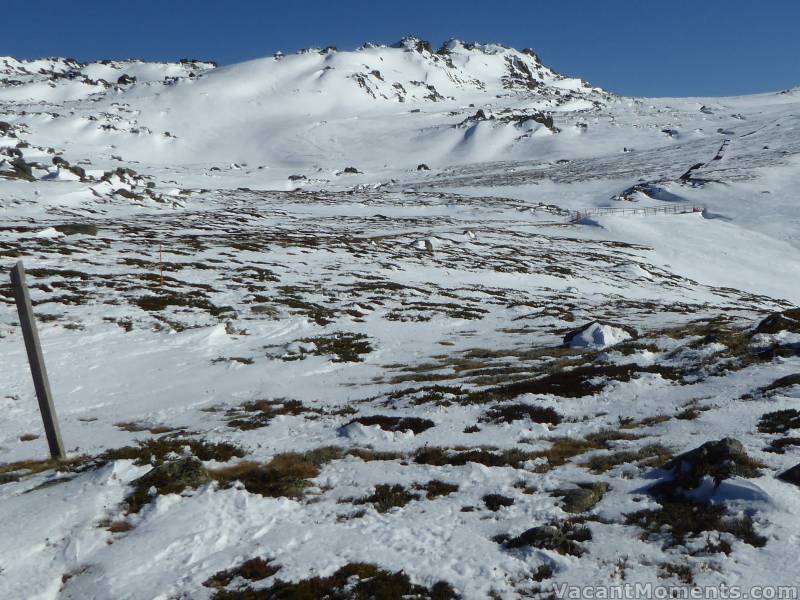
[9,261,66,460]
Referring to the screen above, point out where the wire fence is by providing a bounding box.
[568,204,705,223]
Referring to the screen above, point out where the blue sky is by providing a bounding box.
[5,0,798,97]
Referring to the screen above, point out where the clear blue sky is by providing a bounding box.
[5,0,799,97]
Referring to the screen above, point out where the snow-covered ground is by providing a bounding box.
[1,39,800,599]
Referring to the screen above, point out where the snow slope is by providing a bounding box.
[1,39,800,599]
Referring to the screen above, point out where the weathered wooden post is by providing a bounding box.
[9,261,66,460]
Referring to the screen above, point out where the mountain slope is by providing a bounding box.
[1,38,800,600]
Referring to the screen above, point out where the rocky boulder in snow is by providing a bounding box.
[552,482,609,513]
[756,308,800,334]
[133,457,210,496]
[563,321,635,349]
[0,157,34,181]
[650,438,762,497]
[777,463,800,488]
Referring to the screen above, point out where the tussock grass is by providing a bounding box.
[582,444,673,474]
[626,499,766,548]
[102,436,246,466]
[204,557,280,589]
[347,415,435,434]
[481,404,561,425]
[210,563,458,600]
[210,447,343,499]
[414,480,459,500]
[483,493,514,511]
[354,484,420,512]
[500,520,592,557]
[224,399,310,430]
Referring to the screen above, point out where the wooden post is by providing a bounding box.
[9,261,66,460]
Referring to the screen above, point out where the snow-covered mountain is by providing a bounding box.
[2,38,800,600]
[2,37,609,172]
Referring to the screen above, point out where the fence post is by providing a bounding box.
[9,261,66,460]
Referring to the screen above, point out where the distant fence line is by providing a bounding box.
[567,204,705,223]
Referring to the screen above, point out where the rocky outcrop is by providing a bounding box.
[756,308,800,334]
[651,438,761,497]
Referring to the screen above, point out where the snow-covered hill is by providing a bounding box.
[2,37,608,172]
[2,39,800,599]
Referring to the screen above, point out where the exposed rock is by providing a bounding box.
[102,167,138,181]
[117,74,137,85]
[1,146,23,158]
[552,482,609,513]
[417,163,430,171]
[5,157,35,181]
[503,522,592,556]
[114,188,141,200]
[342,166,360,174]
[762,373,800,393]
[756,308,800,334]
[67,165,86,180]
[652,438,761,496]
[54,223,98,236]
[777,463,800,487]
[133,457,210,494]
[395,36,433,54]
[346,415,434,435]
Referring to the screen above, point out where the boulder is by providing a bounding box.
[777,464,800,487]
[133,457,210,496]
[653,438,761,496]
[54,224,98,236]
[563,321,635,349]
[756,309,800,334]
[504,522,591,556]
[552,482,609,513]
[9,157,34,181]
